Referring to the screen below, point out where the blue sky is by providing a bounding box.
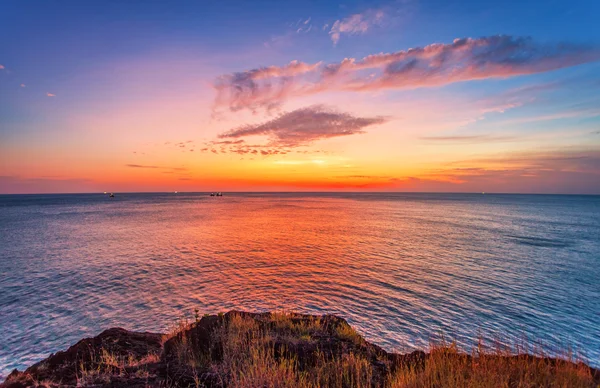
[1,0,600,193]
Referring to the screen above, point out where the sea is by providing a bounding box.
[0,192,599,377]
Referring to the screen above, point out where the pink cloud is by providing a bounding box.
[329,9,385,45]
[213,36,600,113]
[417,149,600,193]
[213,60,322,112]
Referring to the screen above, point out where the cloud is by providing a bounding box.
[126,164,188,172]
[20,84,25,87]
[47,93,56,97]
[420,134,518,143]
[213,60,321,112]
[452,149,600,173]
[416,149,600,193]
[329,9,385,45]
[0,64,4,70]
[126,164,159,169]
[213,36,600,113]
[328,149,600,193]
[200,141,297,156]
[209,140,245,145]
[218,104,388,147]
[491,107,600,126]
[336,175,393,179]
[160,140,198,153]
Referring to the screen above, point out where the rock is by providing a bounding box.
[2,311,599,387]
[2,328,162,387]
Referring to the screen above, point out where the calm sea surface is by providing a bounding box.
[1,193,599,376]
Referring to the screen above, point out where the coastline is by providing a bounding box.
[3,311,598,387]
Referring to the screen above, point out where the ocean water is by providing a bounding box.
[0,192,599,377]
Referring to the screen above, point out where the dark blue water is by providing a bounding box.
[0,193,599,377]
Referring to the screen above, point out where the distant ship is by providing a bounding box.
[109,193,114,198]
[210,192,223,197]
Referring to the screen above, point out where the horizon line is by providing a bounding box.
[1,191,599,196]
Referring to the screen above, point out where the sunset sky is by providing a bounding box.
[1,0,600,194]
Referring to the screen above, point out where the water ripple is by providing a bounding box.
[0,193,599,378]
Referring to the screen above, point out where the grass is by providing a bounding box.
[335,322,365,346]
[158,312,374,387]
[167,312,597,388]
[388,340,595,387]
[76,347,160,386]
[8,311,597,387]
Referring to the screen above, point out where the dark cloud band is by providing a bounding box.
[219,104,388,147]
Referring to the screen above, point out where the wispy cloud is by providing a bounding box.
[0,64,5,70]
[350,149,600,193]
[159,140,197,153]
[46,93,56,97]
[213,36,600,113]
[214,60,322,112]
[264,17,314,48]
[126,164,159,169]
[491,107,600,125]
[415,149,600,193]
[20,84,25,87]
[219,104,388,147]
[296,17,313,34]
[329,9,385,45]
[126,164,188,172]
[209,139,245,145]
[450,149,600,173]
[420,134,518,144]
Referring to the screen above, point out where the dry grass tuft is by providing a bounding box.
[168,312,375,387]
[75,348,160,387]
[388,339,596,388]
[169,313,597,387]
[335,322,364,346]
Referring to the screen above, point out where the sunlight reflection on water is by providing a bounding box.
[1,192,599,376]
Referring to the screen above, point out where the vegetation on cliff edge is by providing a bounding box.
[2,311,598,387]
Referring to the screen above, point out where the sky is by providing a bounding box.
[1,0,600,194]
